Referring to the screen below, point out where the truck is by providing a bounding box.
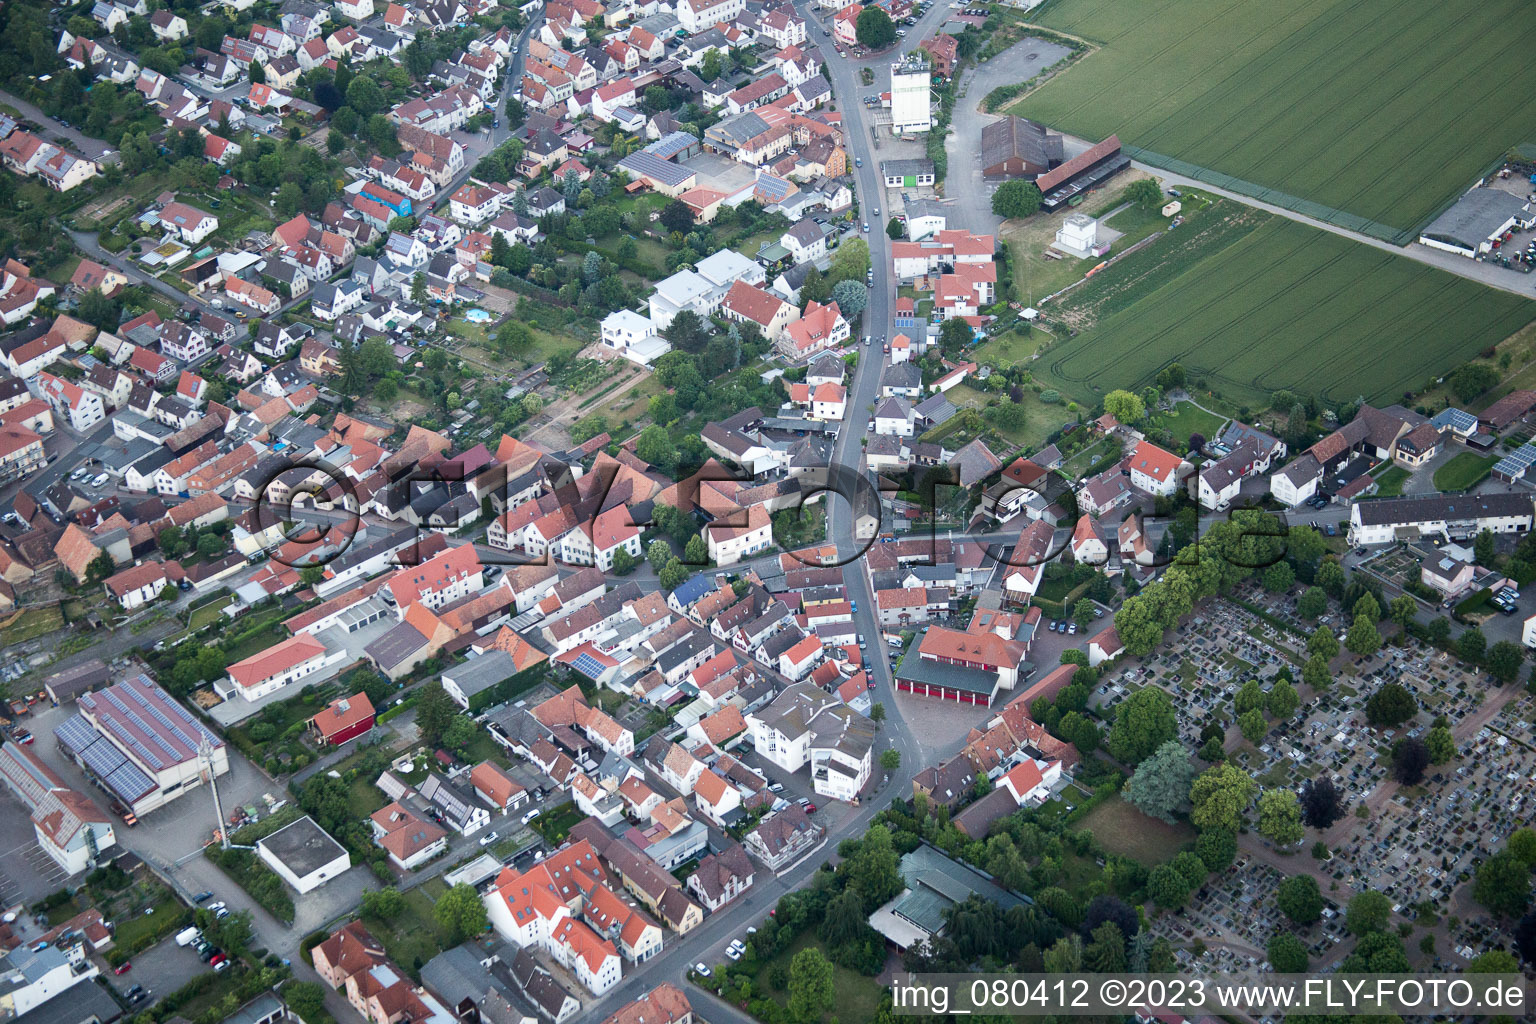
[175,927,200,947]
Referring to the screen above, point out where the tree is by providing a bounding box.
[662,309,709,354]
[1392,737,1429,785]
[1353,592,1380,622]
[284,982,328,1024]
[1387,594,1417,626]
[202,909,254,957]
[494,319,534,358]
[1189,762,1256,832]
[360,887,405,919]
[1234,679,1264,715]
[684,535,709,565]
[659,198,694,234]
[1364,682,1416,727]
[1299,777,1346,828]
[886,216,904,239]
[1474,528,1496,566]
[1474,849,1532,917]
[345,75,384,115]
[1125,178,1163,208]
[415,682,458,745]
[1426,724,1457,764]
[1084,921,1128,972]
[1301,652,1332,691]
[880,747,901,773]
[1345,613,1380,656]
[1450,362,1500,403]
[1102,389,1145,423]
[1344,890,1392,936]
[249,59,266,85]
[1260,560,1295,593]
[1266,679,1299,719]
[828,238,871,284]
[1267,929,1309,972]
[1238,708,1268,745]
[635,424,675,472]
[1147,863,1194,910]
[647,539,672,571]
[1508,828,1536,867]
[1315,559,1346,596]
[1276,875,1323,925]
[658,557,689,590]
[1308,625,1339,660]
[938,316,973,352]
[85,550,116,584]
[1083,895,1138,942]
[1257,789,1303,846]
[831,279,869,319]
[1487,640,1524,682]
[870,702,886,723]
[854,6,896,48]
[1196,828,1237,873]
[1458,626,1487,664]
[435,883,488,942]
[1122,740,1197,823]
[1107,686,1178,765]
[787,946,835,1020]
[992,179,1043,219]
[159,526,186,559]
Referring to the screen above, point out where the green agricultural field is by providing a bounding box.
[1016,0,1536,236]
[1036,201,1536,409]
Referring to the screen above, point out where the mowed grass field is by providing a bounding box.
[1015,0,1536,233]
[1037,200,1536,409]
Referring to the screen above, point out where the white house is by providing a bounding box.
[745,681,876,802]
[1126,440,1185,497]
[219,634,347,702]
[1349,492,1534,547]
[158,201,219,244]
[706,504,772,567]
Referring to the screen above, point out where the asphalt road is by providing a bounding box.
[0,88,120,164]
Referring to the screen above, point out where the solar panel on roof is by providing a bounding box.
[571,652,606,679]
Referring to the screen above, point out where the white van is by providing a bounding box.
[521,807,541,825]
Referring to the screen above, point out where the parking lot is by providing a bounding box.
[0,801,72,905]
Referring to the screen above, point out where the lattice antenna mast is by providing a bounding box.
[201,736,229,850]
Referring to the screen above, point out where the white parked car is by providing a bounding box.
[521,807,541,825]
[90,473,109,488]
[479,831,500,846]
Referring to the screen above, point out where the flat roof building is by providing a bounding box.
[256,814,351,893]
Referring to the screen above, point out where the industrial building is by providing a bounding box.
[53,674,229,818]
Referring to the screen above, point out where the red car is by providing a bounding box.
[209,953,227,967]
[114,962,132,975]
[804,803,816,814]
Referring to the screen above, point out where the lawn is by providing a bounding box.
[1035,201,1536,410]
[1,607,63,646]
[1147,401,1225,446]
[1014,0,1536,237]
[362,881,454,979]
[188,595,235,631]
[971,326,1044,367]
[1372,464,1410,498]
[1076,795,1196,867]
[944,383,1066,449]
[751,930,887,1024]
[1432,452,1498,493]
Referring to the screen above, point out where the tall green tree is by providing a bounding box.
[1189,762,1256,832]
[435,883,488,941]
[1257,789,1303,846]
[415,682,458,745]
[1108,687,1178,765]
[787,946,835,1020]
